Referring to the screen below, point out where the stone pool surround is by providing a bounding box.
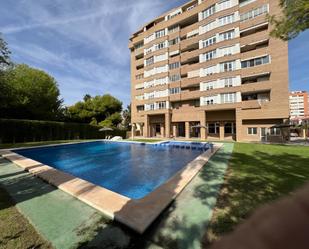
[0,140,222,234]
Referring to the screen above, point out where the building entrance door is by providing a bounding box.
[155,124,161,137]
[177,123,185,137]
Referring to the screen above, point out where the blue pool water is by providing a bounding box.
[14,141,205,199]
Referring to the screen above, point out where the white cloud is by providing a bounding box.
[1,0,184,105]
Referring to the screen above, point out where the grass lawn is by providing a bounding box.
[205,143,309,246]
[0,139,97,149]
[0,187,52,249]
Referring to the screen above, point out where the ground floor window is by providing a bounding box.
[270,127,281,136]
[224,122,236,134]
[261,127,281,136]
[248,127,257,135]
[208,123,220,134]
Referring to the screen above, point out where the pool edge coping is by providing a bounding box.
[0,141,222,234]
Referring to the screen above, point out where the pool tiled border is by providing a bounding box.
[0,141,222,233]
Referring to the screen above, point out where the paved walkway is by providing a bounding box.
[0,143,234,249]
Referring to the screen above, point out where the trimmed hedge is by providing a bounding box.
[0,119,127,144]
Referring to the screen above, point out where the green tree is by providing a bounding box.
[122,104,131,130]
[0,35,13,109]
[67,94,122,123]
[269,0,309,40]
[83,94,92,102]
[99,112,122,128]
[0,64,63,120]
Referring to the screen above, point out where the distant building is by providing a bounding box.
[289,91,309,119]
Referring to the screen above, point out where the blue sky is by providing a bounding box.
[0,0,308,107]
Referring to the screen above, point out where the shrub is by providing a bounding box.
[0,119,127,143]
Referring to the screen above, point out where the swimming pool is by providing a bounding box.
[14,141,206,199]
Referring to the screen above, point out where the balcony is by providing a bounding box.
[181,49,199,63]
[241,81,271,93]
[169,93,181,102]
[180,90,201,101]
[200,102,239,111]
[180,35,199,51]
[240,46,269,61]
[181,62,199,75]
[241,100,262,110]
[180,64,190,75]
[180,22,199,38]
[239,15,269,32]
[181,76,200,88]
[135,57,144,67]
[240,29,269,45]
[240,64,271,78]
[135,47,144,57]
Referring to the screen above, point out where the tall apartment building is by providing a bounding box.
[289,91,309,118]
[129,0,289,142]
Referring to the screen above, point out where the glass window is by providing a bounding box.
[240,4,269,22]
[169,74,181,82]
[203,65,217,76]
[220,61,236,72]
[145,56,154,66]
[255,57,262,65]
[219,30,235,41]
[224,123,235,134]
[263,56,270,64]
[134,42,144,49]
[201,5,216,20]
[224,78,234,87]
[158,101,166,109]
[136,74,143,80]
[202,50,217,62]
[248,127,257,135]
[218,0,232,10]
[202,36,216,48]
[219,14,235,26]
[155,29,166,39]
[169,62,180,70]
[155,42,166,51]
[241,55,270,68]
[221,93,236,103]
[168,25,180,34]
[208,123,220,134]
[169,87,181,94]
[270,128,281,136]
[207,82,214,90]
[169,37,180,46]
[201,20,216,33]
[261,127,268,136]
